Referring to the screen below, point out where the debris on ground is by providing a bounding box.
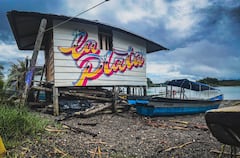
[7,100,239,157]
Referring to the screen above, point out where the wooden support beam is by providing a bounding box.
[36,64,46,102]
[53,86,59,116]
[144,86,147,96]
[127,86,130,95]
[32,86,52,92]
[30,19,47,68]
[22,18,47,105]
[112,86,118,113]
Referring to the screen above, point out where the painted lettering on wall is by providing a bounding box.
[58,31,145,86]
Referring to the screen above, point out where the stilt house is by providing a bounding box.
[7,10,167,115]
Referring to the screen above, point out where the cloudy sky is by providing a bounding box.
[0,0,240,83]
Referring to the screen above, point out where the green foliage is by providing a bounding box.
[0,105,49,148]
[147,78,153,87]
[198,77,240,86]
[218,80,240,86]
[0,80,4,90]
[0,65,4,80]
[198,77,219,86]
[0,65,4,90]
[6,60,27,91]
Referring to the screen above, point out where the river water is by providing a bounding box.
[147,86,240,100]
[217,86,240,100]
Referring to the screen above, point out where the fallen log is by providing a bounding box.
[62,123,97,137]
[74,103,112,117]
[60,91,112,102]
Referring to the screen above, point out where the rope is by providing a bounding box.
[44,0,110,32]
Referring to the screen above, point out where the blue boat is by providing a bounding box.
[129,79,223,116]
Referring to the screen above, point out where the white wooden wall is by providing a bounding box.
[53,20,147,87]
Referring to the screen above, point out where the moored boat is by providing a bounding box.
[129,79,223,116]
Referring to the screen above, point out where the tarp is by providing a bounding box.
[166,79,216,91]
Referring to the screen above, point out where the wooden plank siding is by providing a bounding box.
[53,21,147,87]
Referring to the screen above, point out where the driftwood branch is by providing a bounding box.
[146,119,208,131]
[62,124,97,137]
[78,122,97,126]
[45,125,67,133]
[210,149,240,156]
[164,141,193,152]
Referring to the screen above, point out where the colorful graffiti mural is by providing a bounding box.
[58,31,145,86]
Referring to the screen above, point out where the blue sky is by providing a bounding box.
[0,0,240,83]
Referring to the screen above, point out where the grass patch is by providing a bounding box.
[0,105,50,148]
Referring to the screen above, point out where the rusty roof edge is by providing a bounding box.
[7,10,169,52]
[7,11,22,50]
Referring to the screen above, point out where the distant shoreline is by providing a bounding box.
[197,78,240,87]
[148,80,240,87]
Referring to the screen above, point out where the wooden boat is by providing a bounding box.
[205,105,240,147]
[128,79,223,116]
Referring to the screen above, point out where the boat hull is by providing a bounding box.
[135,97,222,116]
[205,105,240,146]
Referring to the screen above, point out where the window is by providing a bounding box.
[98,28,112,51]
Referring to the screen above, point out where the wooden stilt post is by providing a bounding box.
[127,86,130,95]
[22,18,47,105]
[144,86,147,96]
[35,64,46,102]
[53,86,59,116]
[112,86,117,113]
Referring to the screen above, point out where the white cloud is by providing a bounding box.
[115,0,168,24]
[63,0,210,38]
[63,0,112,20]
[147,38,240,82]
[146,62,194,83]
[0,42,26,62]
[165,0,210,38]
[64,0,168,25]
[0,42,44,67]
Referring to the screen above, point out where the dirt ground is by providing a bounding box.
[7,100,240,158]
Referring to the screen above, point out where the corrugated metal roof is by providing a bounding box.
[7,10,168,53]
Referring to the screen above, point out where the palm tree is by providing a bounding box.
[0,65,4,90]
[5,60,28,100]
[0,65,4,78]
[0,65,5,103]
